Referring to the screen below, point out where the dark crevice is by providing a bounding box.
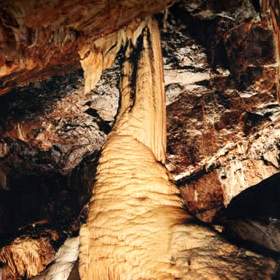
[219,173,280,220]
[216,173,280,255]
[170,3,231,70]
[128,29,146,111]
[251,0,261,13]
[0,147,98,246]
[84,108,112,134]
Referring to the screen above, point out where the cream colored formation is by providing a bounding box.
[78,18,277,280]
[79,19,185,279]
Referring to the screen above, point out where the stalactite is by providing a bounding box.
[79,19,148,94]
[0,0,174,95]
[0,236,56,279]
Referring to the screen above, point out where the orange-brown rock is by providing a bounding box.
[261,0,280,100]
[0,236,56,279]
[0,0,173,95]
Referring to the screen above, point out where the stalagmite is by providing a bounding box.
[78,17,277,280]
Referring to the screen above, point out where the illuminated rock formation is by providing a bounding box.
[0,0,173,95]
[0,1,280,279]
[78,17,277,280]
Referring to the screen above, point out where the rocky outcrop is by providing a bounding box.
[164,0,280,223]
[0,0,173,95]
[0,235,56,279]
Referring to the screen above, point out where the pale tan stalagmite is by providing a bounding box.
[112,19,166,163]
[79,17,186,280]
[79,18,277,280]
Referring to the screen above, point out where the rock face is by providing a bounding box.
[0,0,173,95]
[0,235,56,279]
[0,0,280,279]
[164,0,280,223]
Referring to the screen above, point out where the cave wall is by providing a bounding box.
[0,0,174,95]
[0,0,280,278]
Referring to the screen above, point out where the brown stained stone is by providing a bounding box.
[172,112,280,222]
[180,171,224,223]
[164,2,280,223]
[224,19,277,91]
[0,64,119,237]
[166,86,276,177]
[261,0,280,100]
[0,235,56,279]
